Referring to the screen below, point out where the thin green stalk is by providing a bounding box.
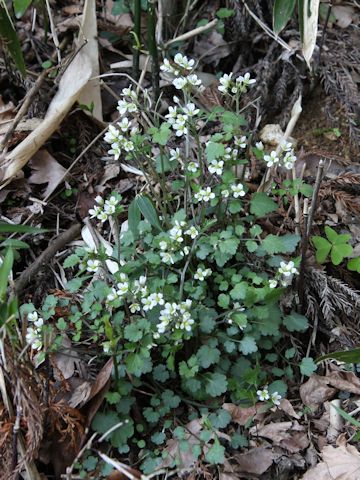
[132,0,142,81]
[147,0,160,102]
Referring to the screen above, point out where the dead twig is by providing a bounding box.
[14,223,81,295]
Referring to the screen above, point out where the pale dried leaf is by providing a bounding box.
[327,369,360,395]
[68,380,92,408]
[0,96,15,139]
[279,399,300,419]
[77,0,103,121]
[28,150,67,198]
[302,0,320,68]
[332,6,357,29]
[0,31,92,185]
[222,403,263,425]
[234,447,277,475]
[250,421,309,453]
[301,442,360,480]
[300,375,336,409]
[81,225,119,274]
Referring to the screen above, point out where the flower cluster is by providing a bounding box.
[256,386,282,406]
[26,311,44,351]
[218,72,256,95]
[155,299,194,337]
[269,260,299,288]
[89,195,120,223]
[158,220,199,265]
[160,53,204,92]
[165,102,200,137]
[263,141,297,171]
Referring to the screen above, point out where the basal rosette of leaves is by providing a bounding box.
[20,54,313,474]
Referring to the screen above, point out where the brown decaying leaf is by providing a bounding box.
[222,403,264,426]
[250,421,309,453]
[233,447,279,476]
[301,437,360,480]
[300,375,337,409]
[0,96,15,140]
[28,150,67,198]
[279,398,300,419]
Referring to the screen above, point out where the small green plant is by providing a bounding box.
[21,53,313,474]
[312,226,354,266]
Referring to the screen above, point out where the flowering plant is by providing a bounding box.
[21,54,312,473]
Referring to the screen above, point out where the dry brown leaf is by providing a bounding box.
[250,421,309,453]
[233,447,278,476]
[222,403,264,426]
[77,0,103,121]
[0,96,15,141]
[301,441,360,480]
[28,150,67,198]
[332,5,357,28]
[327,368,360,395]
[279,399,300,419]
[300,375,336,409]
[194,30,231,65]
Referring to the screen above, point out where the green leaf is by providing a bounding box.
[13,0,32,18]
[205,439,225,464]
[316,347,360,364]
[126,352,152,376]
[152,123,171,145]
[161,389,181,408]
[347,257,360,273]
[151,431,166,445]
[245,240,258,253]
[216,8,235,19]
[217,293,230,309]
[324,225,338,243]
[283,312,309,332]
[128,199,141,238]
[0,239,29,249]
[0,249,13,302]
[0,5,26,76]
[300,357,317,377]
[0,222,45,234]
[268,379,287,398]
[331,243,353,266]
[273,0,296,34]
[250,192,278,217]
[312,236,331,263]
[205,373,228,397]
[239,336,258,355]
[230,282,247,300]
[135,195,163,231]
[63,254,80,268]
[197,345,220,369]
[205,142,225,161]
[153,365,170,382]
[262,234,300,254]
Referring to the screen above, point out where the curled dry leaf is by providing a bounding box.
[301,440,360,480]
[250,421,309,453]
[233,447,279,476]
[222,403,264,426]
[300,375,336,409]
[279,398,300,419]
[28,150,67,198]
[327,368,360,395]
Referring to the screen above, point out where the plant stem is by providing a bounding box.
[132,0,142,81]
[147,0,160,102]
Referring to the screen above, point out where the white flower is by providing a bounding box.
[107,288,118,302]
[194,187,215,203]
[174,53,195,70]
[97,211,109,222]
[218,73,233,94]
[174,113,188,125]
[28,311,38,323]
[185,226,199,239]
[104,125,121,144]
[159,241,168,250]
[234,136,247,149]
[118,117,130,132]
[183,103,199,116]
[86,259,100,272]
[270,392,282,406]
[235,72,256,92]
[160,58,179,75]
[165,106,178,124]
[283,151,297,170]
[278,261,298,277]
[187,161,198,173]
[257,387,270,401]
[117,99,138,115]
[116,282,129,296]
[173,95,180,104]
[194,267,211,281]
[26,327,42,351]
[255,141,264,150]
[208,159,224,175]
[169,226,183,243]
[121,87,138,100]
[95,195,104,205]
[231,183,246,198]
[123,139,134,152]
[142,295,157,311]
[269,279,278,289]
[180,246,190,256]
[169,148,181,162]
[221,189,229,198]
[173,122,188,137]
[280,141,293,152]
[108,143,121,160]
[186,74,202,87]
[179,316,194,331]
[152,292,165,306]
[263,151,280,167]
[160,251,175,264]
[173,77,187,90]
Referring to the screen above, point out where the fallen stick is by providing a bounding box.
[14,223,81,295]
